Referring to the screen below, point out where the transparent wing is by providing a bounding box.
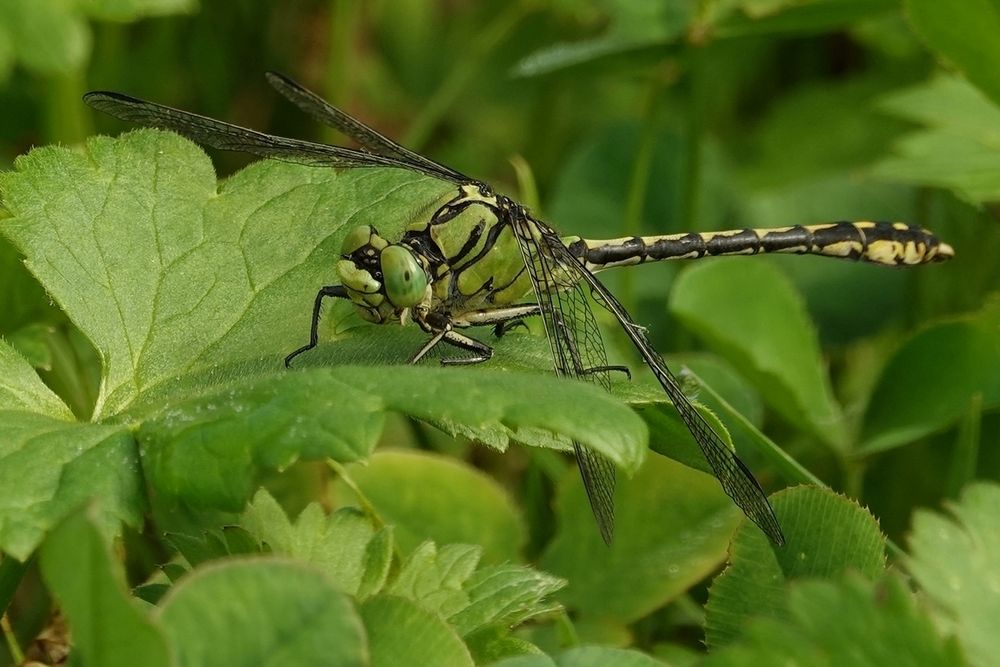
[83,91,463,181]
[511,215,619,544]
[514,213,785,546]
[265,71,471,184]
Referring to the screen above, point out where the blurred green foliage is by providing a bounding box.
[1,1,999,665]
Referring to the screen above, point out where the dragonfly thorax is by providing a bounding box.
[337,225,430,323]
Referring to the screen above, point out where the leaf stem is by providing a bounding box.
[1,612,23,664]
[947,392,982,499]
[508,154,541,213]
[691,371,819,486]
[326,458,384,529]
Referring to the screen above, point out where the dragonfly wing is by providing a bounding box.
[517,213,785,546]
[265,71,470,185]
[84,91,441,176]
[511,214,618,544]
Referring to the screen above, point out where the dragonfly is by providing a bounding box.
[84,73,954,547]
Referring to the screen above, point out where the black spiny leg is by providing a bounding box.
[439,330,494,365]
[493,319,528,337]
[285,285,350,367]
[410,311,496,365]
[409,327,495,366]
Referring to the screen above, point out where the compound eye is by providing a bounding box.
[380,245,427,308]
[341,225,387,256]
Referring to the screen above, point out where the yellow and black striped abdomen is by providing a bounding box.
[570,221,954,271]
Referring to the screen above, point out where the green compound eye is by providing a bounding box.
[341,225,387,256]
[380,245,427,308]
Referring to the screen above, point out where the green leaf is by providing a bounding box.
[340,450,526,563]
[386,541,565,638]
[0,412,143,560]
[860,304,1000,453]
[0,338,72,418]
[873,76,1000,205]
[448,563,565,636]
[0,131,454,417]
[907,482,1000,667]
[491,656,556,667]
[704,485,886,648]
[491,646,669,667]
[241,489,393,597]
[669,260,846,450]
[905,0,1000,108]
[387,542,480,618]
[465,629,547,665]
[0,0,89,77]
[346,367,647,473]
[162,526,262,568]
[542,454,743,623]
[0,235,54,333]
[157,558,367,666]
[136,369,385,514]
[360,594,474,667]
[5,323,54,370]
[554,646,667,666]
[40,505,171,667]
[703,575,963,666]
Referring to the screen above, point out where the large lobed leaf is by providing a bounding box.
[702,574,964,666]
[339,450,527,563]
[704,485,886,648]
[0,130,647,558]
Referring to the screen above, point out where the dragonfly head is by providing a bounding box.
[337,225,430,323]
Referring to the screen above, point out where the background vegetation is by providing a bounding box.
[0,1,998,665]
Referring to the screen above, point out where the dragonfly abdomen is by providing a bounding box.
[571,221,954,271]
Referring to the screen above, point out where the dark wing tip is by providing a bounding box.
[83,90,146,115]
[83,90,130,105]
[264,70,300,92]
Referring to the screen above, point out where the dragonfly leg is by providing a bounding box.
[409,328,494,366]
[409,329,449,364]
[285,285,350,367]
[551,312,631,380]
[411,311,495,365]
[493,319,528,337]
[439,330,494,365]
[450,303,542,339]
[582,365,632,381]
